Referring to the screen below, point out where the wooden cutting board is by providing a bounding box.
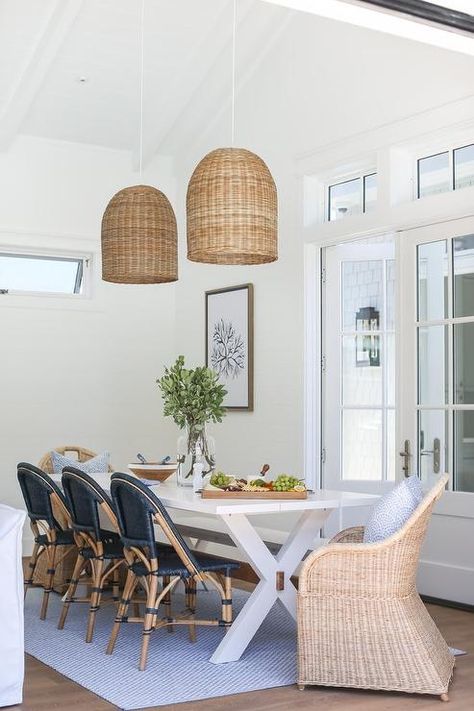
[201,488,307,500]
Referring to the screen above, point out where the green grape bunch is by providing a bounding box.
[210,471,233,489]
[273,474,302,492]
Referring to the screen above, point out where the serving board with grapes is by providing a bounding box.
[201,472,308,499]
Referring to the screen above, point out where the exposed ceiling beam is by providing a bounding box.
[261,0,474,55]
[0,0,84,151]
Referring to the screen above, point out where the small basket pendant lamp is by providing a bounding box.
[186,147,277,265]
[101,1,177,284]
[101,184,178,283]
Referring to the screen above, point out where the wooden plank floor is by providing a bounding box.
[18,603,473,711]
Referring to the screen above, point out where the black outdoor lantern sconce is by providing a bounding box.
[355,306,380,367]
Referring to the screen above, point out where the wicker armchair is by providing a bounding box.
[297,475,454,702]
[38,445,114,475]
[33,446,113,593]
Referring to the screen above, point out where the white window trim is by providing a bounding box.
[416,140,474,201]
[0,246,92,300]
[324,164,378,223]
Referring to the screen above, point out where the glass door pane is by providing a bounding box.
[322,237,396,495]
[454,411,474,492]
[417,240,448,321]
[454,234,474,317]
[416,240,449,486]
[418,325,448,406]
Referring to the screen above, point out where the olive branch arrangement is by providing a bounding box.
[157,356,227,476]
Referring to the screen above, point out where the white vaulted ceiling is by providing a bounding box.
[0,0,296,160]
[1,0,474,165]
[0,0,244,151]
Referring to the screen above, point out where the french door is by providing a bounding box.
[399,215,474,605]
[322,220,474,604]
[322,238,396,536]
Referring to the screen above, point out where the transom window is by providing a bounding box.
[328,172,377,222]
[0,252,87,296]
[417,143,474,199]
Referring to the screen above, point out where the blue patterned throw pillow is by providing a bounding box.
[51,450,110,475]
[363,475,424,543]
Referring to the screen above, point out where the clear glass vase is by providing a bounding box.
[176,424,216,487]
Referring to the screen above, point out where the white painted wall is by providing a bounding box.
[0,136,178,551]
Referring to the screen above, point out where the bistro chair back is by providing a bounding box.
[18,462,69,530]
[58,467,123,643]
[62,467,116,541]
[17,462,75,619]
[108,471,238,670]
[110,471,201,577]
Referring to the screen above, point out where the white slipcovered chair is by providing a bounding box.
[0,503,26,707]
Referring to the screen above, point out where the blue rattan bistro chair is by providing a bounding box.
[59,466,127,642]
[17,462,76,620]
[108,472,239,670]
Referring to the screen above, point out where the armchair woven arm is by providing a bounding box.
[299,475,447,597]
[298,537,413,597]
[329,526,364,544]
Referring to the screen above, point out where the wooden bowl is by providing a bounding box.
[127,462,177,481]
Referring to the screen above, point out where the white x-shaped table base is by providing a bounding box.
[210,507,331,664]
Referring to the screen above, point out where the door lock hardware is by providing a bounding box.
[420,437,441,474]
[399,439,411,477]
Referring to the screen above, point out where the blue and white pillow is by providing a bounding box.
[363,475,424,543]
[50,450,110,475]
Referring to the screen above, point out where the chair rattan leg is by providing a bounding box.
[58,553,85,630]
[223,574,232,624]
[163,574,173,633]
[188,577,197,643]
[86,558,104,643]
[139,574,158,671]
[440,694,449,702]
[112,560,120,603]
[106,570,137,655]
[40,544,57,620]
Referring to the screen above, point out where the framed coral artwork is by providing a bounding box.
[205,283,254,411]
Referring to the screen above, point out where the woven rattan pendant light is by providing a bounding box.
[186,1,277,265]
[101,1,177,284]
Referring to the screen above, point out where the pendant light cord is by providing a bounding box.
[231,0,236,147]
[139,0,145,180]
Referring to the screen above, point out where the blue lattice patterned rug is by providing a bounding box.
[24,587,296,709]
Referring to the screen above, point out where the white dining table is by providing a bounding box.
[106,480,378,664]
[75,475,377,664]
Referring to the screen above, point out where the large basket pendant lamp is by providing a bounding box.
[186,0,278,266]
[101,184,178,283]
[186,147,277,265]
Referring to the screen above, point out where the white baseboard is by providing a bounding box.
[418,559,474,606]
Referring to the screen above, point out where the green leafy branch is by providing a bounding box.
[156,355,227,430]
